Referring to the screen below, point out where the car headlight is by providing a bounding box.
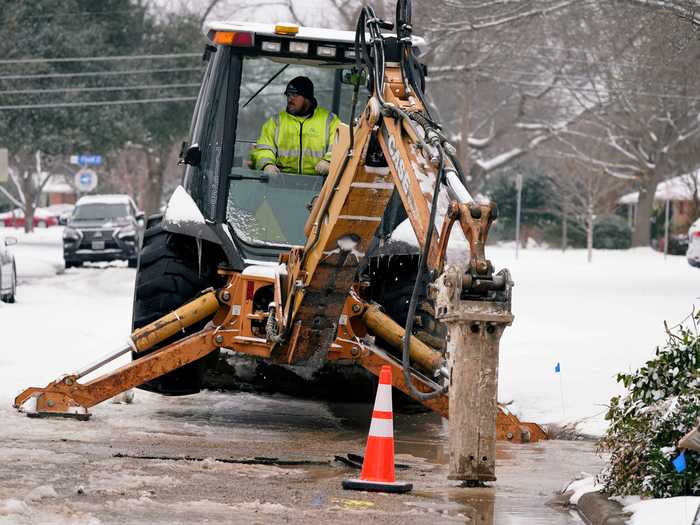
[63,227,82,241]
[116,226,136,240]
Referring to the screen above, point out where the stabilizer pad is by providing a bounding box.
[26,412,91,421]
[342,478,413,494]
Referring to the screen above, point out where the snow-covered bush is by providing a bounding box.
[598,312,700,497]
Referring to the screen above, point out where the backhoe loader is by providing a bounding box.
[14,1,545,483]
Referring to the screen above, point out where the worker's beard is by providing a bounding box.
[287,98,314,117]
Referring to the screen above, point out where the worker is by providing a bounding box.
[250,76,341,176]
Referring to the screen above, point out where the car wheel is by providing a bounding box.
[7,262,16,303]
[132,222,219,395]
[37,220,47,228]
[128,257,138,269]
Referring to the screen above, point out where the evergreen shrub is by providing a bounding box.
[593,215,632,250]
[598,312,700,497]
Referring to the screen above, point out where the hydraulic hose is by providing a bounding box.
[401,145,448,400]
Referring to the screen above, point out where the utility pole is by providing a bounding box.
[515,173,522,259]
[0,148,7,183]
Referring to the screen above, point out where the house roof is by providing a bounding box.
[619,171,700,204]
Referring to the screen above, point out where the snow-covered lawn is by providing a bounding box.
[493,245,698,436]
[0,229,698,523]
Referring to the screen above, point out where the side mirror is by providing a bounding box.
[182,144,201,168]
[4,237,17,246]
[341,68,368,87]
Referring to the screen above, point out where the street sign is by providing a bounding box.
[0,148,7,183]
[70,155,102,166]
[74,169,98,192]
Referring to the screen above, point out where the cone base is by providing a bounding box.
[342,478,413,494]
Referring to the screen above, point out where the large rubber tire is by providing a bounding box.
[367,251,446,353]
[7,262,16,303]
[132,223,219,395]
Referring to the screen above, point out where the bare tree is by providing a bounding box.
[0,152,55,233]
[551,160,626,261]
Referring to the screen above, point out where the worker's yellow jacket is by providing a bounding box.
[250,106,340,175]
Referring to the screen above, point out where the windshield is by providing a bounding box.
[227,168,323,246]
[226,57,368,248]
[73,203,129,221]
[233,57,367,169]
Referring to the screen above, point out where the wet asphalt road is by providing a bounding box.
[0,389,603,524]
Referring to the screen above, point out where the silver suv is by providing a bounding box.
[63,195,144,268]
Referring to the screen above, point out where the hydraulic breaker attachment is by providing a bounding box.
[433,201,545,482]
[435,265,513,482]
[14,291,221,419]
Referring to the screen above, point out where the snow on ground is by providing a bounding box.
[566,477,700,525]
[624,496,700,525]
[492,244,698,436]
[0,226,134,401]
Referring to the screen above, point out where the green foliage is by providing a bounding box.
[0,2,204,157]
[593,215,632,249]
[598,313,700,497]
[485,169,559,242]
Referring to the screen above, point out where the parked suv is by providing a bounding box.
[63,195,144,268]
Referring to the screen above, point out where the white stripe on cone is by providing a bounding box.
[374,384,393,412]
[368,417,394,438]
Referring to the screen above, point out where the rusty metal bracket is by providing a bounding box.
[436,201,497,279]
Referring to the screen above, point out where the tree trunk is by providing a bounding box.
[631,174,659,247]
[561,208,568,252]
[586,205,593,263]
[458,85,471,184]
[21,171,34,234]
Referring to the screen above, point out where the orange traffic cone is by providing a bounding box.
[342,365,413,494]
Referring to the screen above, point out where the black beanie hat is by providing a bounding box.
[284,76,314,100]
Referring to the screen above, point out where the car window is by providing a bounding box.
[74,203,129,220]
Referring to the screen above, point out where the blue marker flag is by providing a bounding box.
[555,362,561,373]
[672,451,686,473]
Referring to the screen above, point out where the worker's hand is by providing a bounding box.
[263,163,280,175]
[315,159,330,176]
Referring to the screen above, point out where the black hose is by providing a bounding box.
[402,144,447,400]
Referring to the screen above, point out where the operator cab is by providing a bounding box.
[180,21,425,265]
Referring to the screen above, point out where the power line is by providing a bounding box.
[0,97,197,111]
[0,67,202,81]
[0,9,137,22]
[0,53,201,65]
[0,83,200,96]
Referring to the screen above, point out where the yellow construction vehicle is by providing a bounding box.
[14,1,545,483]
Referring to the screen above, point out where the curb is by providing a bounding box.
[574,492,631,525]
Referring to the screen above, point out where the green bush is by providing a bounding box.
[594,215,632,250]
[597,312,700,497]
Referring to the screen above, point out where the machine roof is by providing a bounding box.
[204,21,426,48]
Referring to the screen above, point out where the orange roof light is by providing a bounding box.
[213,31,254,47]
[274,23,299,36]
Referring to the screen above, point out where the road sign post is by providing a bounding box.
[0,148,7,183]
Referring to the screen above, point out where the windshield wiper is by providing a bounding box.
[229,170,269,183]
[241,64,289,109]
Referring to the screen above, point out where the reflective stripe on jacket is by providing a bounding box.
[250,106,340,175]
